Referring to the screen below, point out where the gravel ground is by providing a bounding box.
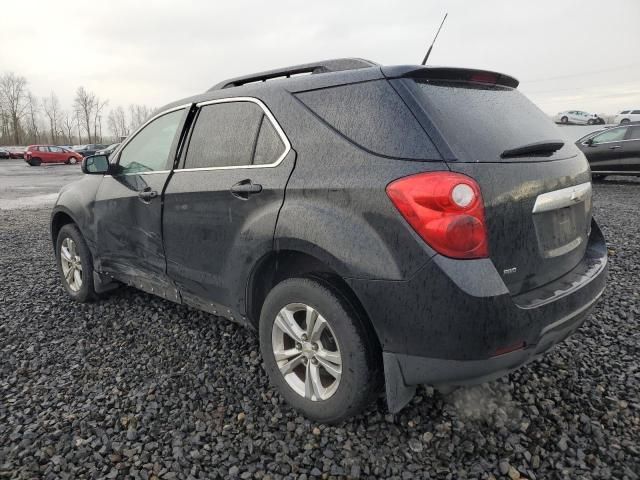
[1,179,639,480]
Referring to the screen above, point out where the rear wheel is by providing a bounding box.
[259,277,381,423]
[56,224,96,302]
[560,116,568,124]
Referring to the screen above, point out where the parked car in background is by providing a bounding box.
[554,110,604,125]
[95,143,120,157]
[0,148,11,159]
[51,58,608,422]
[6,146,26,159]
[72,144,109,157]
[614,109,640,124]
[24,145,84,166]
[577,122,640,178]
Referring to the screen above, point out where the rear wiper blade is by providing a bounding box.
[501,140,565,158]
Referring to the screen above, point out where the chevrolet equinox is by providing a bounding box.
[51,58,608,422]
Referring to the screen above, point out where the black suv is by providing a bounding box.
[576,122,640,178]
[73,144,109,157]
[51,58,607,422]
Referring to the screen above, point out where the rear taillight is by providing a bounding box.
[386,172,489,259]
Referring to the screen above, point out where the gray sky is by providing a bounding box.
[2,0,639,115]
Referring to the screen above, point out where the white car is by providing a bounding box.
[614,109,640,124]
[554,110,603,125]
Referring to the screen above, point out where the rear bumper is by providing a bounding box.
[384,287,598,385]
[346,220,608,412]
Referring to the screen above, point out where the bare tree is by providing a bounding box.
[108,105,129,139]
[43,92,61,144]
[128,104,153,132]
[24,92,41,143]
[0,103,10,143]
[92,98,108,142]
[0,72,29,144]
[74,86,96,143]
[61,111,76,145]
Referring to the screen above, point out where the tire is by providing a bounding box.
[259,277,382,423]
[561,116,568,124]
[30,158,42,166]
[67,157,78,165]
[620,118,630,124]
[592,174,607,181]
[55,224,96,302]
[587,119,595,125]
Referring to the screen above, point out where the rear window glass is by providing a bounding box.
[296,80,439,160]
[410,80,566,161]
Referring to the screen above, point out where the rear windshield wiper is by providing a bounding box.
[501,140,565,158]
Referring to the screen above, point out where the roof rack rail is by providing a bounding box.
[208,58,379,91]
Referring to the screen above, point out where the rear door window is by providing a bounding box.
[591,127,627,145]
[408,80,570,162]
[184,102,263,169]
[183,101,286,168]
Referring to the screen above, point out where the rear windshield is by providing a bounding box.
[409,80,568,162]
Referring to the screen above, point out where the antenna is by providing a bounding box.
[421,13,448,66]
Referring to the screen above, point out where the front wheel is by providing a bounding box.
[56,224,96,302]
[29,158,42,166]
[561,116,568,124]
[620,118,630,124]
[66,157,78,165]
[259,278,382,423]
[587,119,595,125]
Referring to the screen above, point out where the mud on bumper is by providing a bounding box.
[383,290,603,412]
[346,220,608,413]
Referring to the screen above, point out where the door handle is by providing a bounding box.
[230,179,262,199]
[138,189,158,201]
[609,145,622,150]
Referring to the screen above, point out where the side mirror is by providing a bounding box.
[585,138,594,146]
[81,154,110,174]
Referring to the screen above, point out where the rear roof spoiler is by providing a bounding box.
[382,65,519,88]
[208,58,379,91]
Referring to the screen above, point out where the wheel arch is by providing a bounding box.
[50,207,80,251]
[246,249,382,353]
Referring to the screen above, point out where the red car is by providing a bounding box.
[24,145,83,166]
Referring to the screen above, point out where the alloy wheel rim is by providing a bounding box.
[271,303,342,401]
[60,237,83,292]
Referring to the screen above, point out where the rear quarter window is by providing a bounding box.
[295,80,439,160]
